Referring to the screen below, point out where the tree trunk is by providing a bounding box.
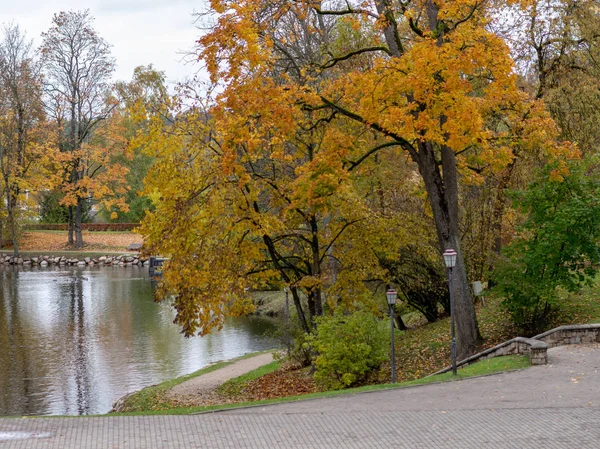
[491,161,516,256]
[366,0,481,358]
[75,198,84,249]
[262,231,312,333]
[7,191,19,257]
[415,141,482,359]
[68,205,74,246]
[291,287,310,333]
[394,310,408,331]
[309,215,323,317]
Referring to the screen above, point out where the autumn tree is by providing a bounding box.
[492,0,600,99]
[466,0,600,277]
[138,78,394,336]
[139,5,443,339]
[0,24,51,255]
[41,10,127,247]
[491,0,600,153]
[108,65,168,223]
[134,6,390,337]
[190,0,578,358]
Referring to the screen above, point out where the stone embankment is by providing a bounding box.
[434,323,600,375]
[1,254,149,267]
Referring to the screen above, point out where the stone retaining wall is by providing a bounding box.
[534,324,600,348]
[433,324,600,375]
[1,254,149,267]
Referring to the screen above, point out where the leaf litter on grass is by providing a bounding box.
[13,231,142,252]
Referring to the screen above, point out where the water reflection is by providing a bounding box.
[0,266,276,416]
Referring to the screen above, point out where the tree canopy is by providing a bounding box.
[135,0,577,359]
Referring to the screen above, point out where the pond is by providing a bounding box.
[0,266,277,416]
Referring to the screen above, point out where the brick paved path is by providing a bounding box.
[1,344,599,448]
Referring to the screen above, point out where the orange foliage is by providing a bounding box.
[137,0,578,341]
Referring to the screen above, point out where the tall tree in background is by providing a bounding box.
[0,24,51,255]
[493,0,600,100]
[41,10,120,248]
[474,0,600,273]
[527,0,600,155]
[109,65,168,223]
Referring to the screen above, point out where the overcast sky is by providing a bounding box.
[0,0,205,84]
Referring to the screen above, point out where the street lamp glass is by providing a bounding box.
[443,249,457,268]
[386,289,398,305]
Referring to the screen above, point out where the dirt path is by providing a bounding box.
[165,353,274,404]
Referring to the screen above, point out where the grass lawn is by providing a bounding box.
[558,282,600,325]
[378,278,600,385]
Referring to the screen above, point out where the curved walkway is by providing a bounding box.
[1,344,600,448]
[165,352,274,403]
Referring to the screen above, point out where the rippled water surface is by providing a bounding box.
[0,266,276,416]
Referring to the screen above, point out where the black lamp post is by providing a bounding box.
[283,286,291,356]
[443,249,458,375]
[386,288,398,383]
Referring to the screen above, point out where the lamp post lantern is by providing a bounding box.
[386,288,398,383]
[443,249,458,376]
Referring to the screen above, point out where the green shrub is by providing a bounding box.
[492,160,600,335]
[308,309,388,390]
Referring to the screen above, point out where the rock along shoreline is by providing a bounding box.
[0,254,150,267]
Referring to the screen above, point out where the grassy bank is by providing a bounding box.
[114,351,275,413]
[213,281,600,412]
[111,354,528,416]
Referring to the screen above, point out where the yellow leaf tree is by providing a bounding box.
[0,24,56,255]
[191,0,577,358]
[41,10,129,248]
[137,78,399,336]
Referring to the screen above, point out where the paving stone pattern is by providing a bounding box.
[0,408,599,448]
[0,344,599,448]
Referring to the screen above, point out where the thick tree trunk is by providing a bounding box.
[75,198,84,249]
[415,141,481,359]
